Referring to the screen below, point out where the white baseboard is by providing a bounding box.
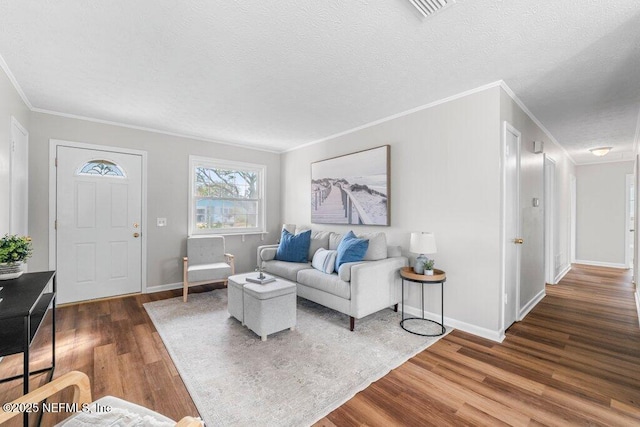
[554,264,571,284]
[145,282,183,293]
[518,289,545,321]
[573,260,628,269]
[402,305,504,343]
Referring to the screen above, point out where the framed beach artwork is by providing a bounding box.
[311,145,390,226]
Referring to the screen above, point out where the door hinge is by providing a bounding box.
[54,220,57,230]
[11,140,15,152]
[55,157,58,167]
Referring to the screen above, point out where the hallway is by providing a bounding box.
[320,264,640,425]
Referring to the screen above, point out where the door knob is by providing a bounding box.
[133,232,140,238]
[514,238,524,244]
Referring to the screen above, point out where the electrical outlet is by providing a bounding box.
[157,218,167,227]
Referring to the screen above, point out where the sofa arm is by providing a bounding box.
[257,244,279,267]
[350,256,408,319]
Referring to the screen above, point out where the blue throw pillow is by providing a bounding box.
[335,231,369,272]
[275,229,312,263]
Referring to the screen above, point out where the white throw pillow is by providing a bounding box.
[311,248,337,274]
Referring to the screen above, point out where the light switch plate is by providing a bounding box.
[157,218,167,227]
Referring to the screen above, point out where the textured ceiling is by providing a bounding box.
[0,1,639,161]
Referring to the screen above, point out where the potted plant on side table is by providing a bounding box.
[0,234,33,280]
[423,258,435,276]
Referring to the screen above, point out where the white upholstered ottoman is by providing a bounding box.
[227,274,247,323]
[243,279,297,341]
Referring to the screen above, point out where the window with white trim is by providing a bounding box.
[189,156,266,235]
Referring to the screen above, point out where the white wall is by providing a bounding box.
[576,161,633,267]
[282,87,504,338]
[0,67,30,235]
[499,89,576,315]
[28,112,282,288]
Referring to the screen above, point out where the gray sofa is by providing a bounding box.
[257,229,408,331]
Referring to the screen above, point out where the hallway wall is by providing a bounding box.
[576,161,634,267]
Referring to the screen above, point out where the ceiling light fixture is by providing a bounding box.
[589,147,612,157]
[408,0,455,18]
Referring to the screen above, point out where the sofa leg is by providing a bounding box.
[394,303,398,312]
[350,316,355,332]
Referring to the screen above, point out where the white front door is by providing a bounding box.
[504,122,521,329]
[56,146,142,304]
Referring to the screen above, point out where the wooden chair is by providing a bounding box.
[183,236,235,302]
[0,371,202,426]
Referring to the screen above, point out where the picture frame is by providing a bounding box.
[311,145,390,226]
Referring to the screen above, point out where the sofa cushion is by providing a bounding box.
[275,229,311,263]
[311,248,337,274]
[309,230,331,260]
[358,232,387,260]
[328,232,343,250]
[335,231,369,272]
[263,260,313,282]
[297,269,351,300]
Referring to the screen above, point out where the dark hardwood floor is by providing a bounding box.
[1,264,639,426]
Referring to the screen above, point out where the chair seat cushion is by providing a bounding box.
[56,396,175,426]
[187,262,232,283]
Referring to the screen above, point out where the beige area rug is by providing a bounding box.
[144,289,448,427]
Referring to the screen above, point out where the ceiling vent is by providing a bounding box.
[408,0,455,17]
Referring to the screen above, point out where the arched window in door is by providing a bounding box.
[77,160,126,177]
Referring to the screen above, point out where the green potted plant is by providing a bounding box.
[422,258,435,276]
[0,234,33,280]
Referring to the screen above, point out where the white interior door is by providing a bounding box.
[56,146,142,304]
[10,117,28,237]
[503,122,521,330]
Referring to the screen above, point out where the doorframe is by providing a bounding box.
[570,174,577,264]
[48,139,148,293]
[625,173,634,269]
[544,155,556,284]
[9,116,28,235]
[500,121,521,337]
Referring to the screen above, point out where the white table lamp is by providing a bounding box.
[410,232,437,274]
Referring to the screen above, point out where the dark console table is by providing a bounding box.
[0,271,56,425]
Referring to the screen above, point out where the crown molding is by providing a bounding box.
[498,81,576,165]
[0,53,33,110]
[572,157,635,166]
[31,107,281,154]
[284,80,505,153]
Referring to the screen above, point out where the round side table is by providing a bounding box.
[399,266,446,336]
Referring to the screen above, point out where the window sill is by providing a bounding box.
[189,231,269,241]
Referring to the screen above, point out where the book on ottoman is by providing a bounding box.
[246,273,276,284]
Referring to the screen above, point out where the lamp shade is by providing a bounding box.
[409,232,437,254]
